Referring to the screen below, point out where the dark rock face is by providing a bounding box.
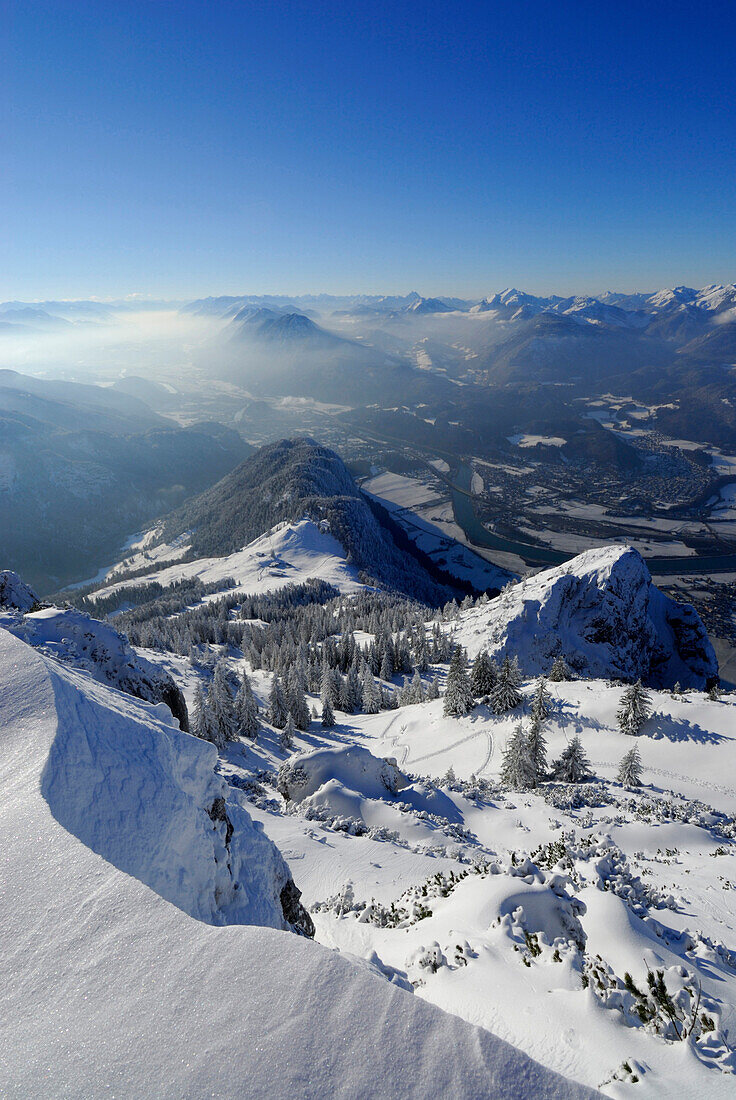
[280,880,315,939]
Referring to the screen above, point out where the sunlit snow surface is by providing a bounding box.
[0,628,593,1098]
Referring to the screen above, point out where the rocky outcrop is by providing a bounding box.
[455,546,717,689]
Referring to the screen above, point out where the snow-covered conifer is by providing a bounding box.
[268,674,288,729]
[210,660,238,744]
[280,713,296,752]
[617,744,643,787]
[491,656,522,714]
[443,646,474,717]
[553,735,592,783]
[531,676,553,721]
[287,670,311,731]
[192,683,216,743]
[409,668,424,704]
[470,650,496,696]
[616,680,652,735]
[234,669,259,740]
[549,655,570,682]
[526,715,548,780]
[500,724,536,789]
[321,696,335,729]
[361,667,380,714]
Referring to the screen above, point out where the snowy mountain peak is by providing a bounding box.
[453,544,717,688]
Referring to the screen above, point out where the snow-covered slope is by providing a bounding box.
[1,571,189,728]
[453,546,716,688]
[0,627,593,1098]
[91,518,366,604]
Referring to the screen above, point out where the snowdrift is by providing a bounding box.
[455,546,717,688]
[278,743,409,803]
[0,571,188,727]
[0,627,593,1098]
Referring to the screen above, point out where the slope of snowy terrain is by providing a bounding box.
[0,570,189,727]
[211,670,736,1097]
[452,546,717,688]
[0,626,594,1099]
[89,518,366,604]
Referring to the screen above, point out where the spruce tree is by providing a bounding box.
[192,683,215,743]
[617,744,643,787]
[321,696,335,729]
[470,650,496,696]
[531,676,553,721]
[361,668,381,714]
[549,655,570,682]
[500,724,536,789]
[491,656,522,714]
[210,661,238,744]
[280,713,296,752]
[287,670,311,731]
[616,679,652,735]
[526,714,548,780]
[443,646,474,716]
[234,670,259,740]
[268,674,288,729]
[409,668,424,704]
[553,735,592,783]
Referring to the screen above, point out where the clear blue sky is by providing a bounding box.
[3,0,735,300]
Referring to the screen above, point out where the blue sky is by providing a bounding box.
[3,0,735,300]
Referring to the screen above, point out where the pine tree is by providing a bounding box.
[500,724,536,789]
[443,646,474,716]
[280,713,296,752]
[549,655,570,682]
[553,735,592,783]
[491,656,522,714]
[379,647,393,682]
[268,674,288,729]
[616,679,652,735]
[470,650,496,696]
[617,744,643,787]
[426,676,440,701]
[210,660,238,744]
[234,669,259,740]
[321,696,335,728]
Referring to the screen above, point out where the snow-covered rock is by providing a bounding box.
[0,568,40,612]
[278,744,409,803]
[0,586,189,728]
[453,546,717,688]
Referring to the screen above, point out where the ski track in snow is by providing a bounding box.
[406,727,494,774]
[593,759,736,799]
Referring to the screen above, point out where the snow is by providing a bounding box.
[451,545,717,689]
[508,434,568,448]
[0,626,594,1098]
[91,519,366,604]
[0,600,186,723]
[362,470,443,509]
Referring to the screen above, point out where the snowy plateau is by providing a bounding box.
[2,515,736,1098]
